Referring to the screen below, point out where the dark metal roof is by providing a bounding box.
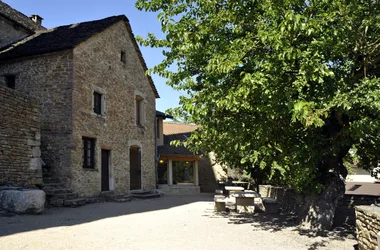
[156,110,173,119]
[0,1,45,32]
[0,14,160,98]
[158,132,197,156]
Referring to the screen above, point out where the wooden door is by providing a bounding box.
[101,149,110,191]
[130,147,141,190]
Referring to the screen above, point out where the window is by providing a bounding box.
[172,161,194,184]
[136,96,144,126]
[5,75,16,89]
[83,137,96,168]
[120,51,126,64]
[93,92,102,115]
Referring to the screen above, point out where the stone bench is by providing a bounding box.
[263,198,278,214]
[232,191,261,214]
[214,195,226,212]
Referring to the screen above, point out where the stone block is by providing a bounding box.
[0,189,45,214]
[30,158,41,170]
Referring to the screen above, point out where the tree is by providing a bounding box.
[136,0,380,230]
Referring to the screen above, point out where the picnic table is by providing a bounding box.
[224,186,244,197]
[232,191,261,214]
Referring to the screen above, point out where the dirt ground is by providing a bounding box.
[0,194,357,250]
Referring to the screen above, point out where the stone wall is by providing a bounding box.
[70,20,156,196]
[0,51,74,185]
[259,185,303,214]
[334,195,380,226]
[0,86,42,187]
[355,205,380,250]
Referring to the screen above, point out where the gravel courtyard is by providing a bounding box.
[0,194,357,250]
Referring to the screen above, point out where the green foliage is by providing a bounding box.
[136,0,380,193]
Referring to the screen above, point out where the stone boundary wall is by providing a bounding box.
[334,195,380,226]
[259,185,380,227]
[355,205,380,250]
[259,185,303,214]
[0,86,42,187]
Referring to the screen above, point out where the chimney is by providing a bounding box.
[30,14,43,26]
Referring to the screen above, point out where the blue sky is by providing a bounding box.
[3,0,183,112]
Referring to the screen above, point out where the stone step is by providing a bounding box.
[130,190,153,195]
[86,197,105,204]
[131,192,161,199]
[49,198,64,207]
[42,177,61,184]
[43,182,66,188]
[99,191,114,197]
[43,188,72,196]
[53,192,78,200]
[64,198,87,207]
[113,196,132,203]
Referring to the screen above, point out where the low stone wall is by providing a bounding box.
[259,185,303,214]
[0,86,42,187]
[334,195,380,226]
[355,205,380,250]
[158,184,200,195]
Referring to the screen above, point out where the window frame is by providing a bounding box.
[135,96,144,127]
[5,75,16,89]
[83,137,96,169]
[93,91,102,115]
[120,50,126,64]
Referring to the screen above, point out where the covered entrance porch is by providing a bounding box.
[157,155,200,194]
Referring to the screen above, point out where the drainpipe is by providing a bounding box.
[154,116,159,189]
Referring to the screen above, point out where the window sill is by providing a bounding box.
[92,112,106,119]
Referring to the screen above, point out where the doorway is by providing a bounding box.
[101,149,110,191]
[130,146,141,190]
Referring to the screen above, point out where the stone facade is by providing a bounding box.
[0,19,157,197]
[0,51,74,186]
[0,86,42,187]
[70,21,156,196]
[355,205,380,250]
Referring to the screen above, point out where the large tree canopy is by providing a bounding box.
[136,0,380,194]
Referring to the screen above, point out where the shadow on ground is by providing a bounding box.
[203,211,357,250]
[0,194,213,237]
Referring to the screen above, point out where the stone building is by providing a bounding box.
[0,85,42,187]
[0,1,45,48]
[0,4,159,197]
[156,121,227,194]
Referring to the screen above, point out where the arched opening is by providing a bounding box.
[130,146,141,190]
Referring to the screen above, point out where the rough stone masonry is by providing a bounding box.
[0,85,42,187]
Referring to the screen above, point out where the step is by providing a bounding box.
[131,192,161,199]
[43,188,72,196]
[53,193,78,200]
[64,198,87,207]
[43,182,66,188]
[113,196,132,203]
[49,198,64,207]
[43,177,61,184]
[130,190,153,195]
[86,197,105,204]
[99,191,114,197]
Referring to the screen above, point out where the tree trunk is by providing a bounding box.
[297,173,345,231]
